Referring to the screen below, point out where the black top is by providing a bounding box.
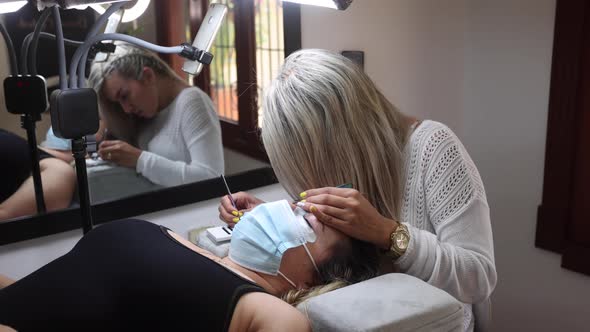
[0,219,265,331]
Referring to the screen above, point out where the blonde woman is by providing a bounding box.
[87,43,223,187]
[219,49,497,331]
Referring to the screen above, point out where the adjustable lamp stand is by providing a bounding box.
[72,138,92,233]
[21,113,46,213]
[1,19,49,214]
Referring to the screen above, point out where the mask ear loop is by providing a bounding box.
[302,243,320,274]
[278,244,320,290]
[278,271,298,289]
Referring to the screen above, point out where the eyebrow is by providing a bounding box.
[303,215,312,228]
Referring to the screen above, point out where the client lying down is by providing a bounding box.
[0,200,379,331]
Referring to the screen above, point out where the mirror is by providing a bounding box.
[0,0,298,244]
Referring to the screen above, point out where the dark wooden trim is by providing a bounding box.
[562,244,590,276]
[536,0,590,277]
[155,0,187,78]
[234,0,258,131]
[283,2,301,57]
[562,29,590,272]
[0,167,277,245]
[535,0,587,253]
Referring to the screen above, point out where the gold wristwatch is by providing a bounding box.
[387,223,410,259]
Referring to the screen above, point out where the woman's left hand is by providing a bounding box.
[98,140,142,168]
[299,187,398,249]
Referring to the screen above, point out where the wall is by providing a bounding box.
[462,1,590,331]
[300,0,467,136]
[301,0,589,331]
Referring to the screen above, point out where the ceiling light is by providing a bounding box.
[84,0,149,23]
[0,1,27,14]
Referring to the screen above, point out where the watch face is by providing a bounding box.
[395,233,409,250]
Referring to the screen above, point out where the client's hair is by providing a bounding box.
[282,239,380,306]
[261,49,411,220]
[87,42,183,144]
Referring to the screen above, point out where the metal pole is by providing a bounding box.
[72,138,93,234]
[21,114,46,213]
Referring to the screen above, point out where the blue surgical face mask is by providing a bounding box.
[41,127,71,150]
[229,200,319,289]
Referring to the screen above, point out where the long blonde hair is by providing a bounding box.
[87,42,183,145]
[262,49,410,220]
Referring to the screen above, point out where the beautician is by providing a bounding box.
[219,49,497,331]
[87,42,224,187]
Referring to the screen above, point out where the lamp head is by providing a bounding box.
[333,0,352,10]
[0,1,27,14]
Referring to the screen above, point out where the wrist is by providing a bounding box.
[378,218,399,250]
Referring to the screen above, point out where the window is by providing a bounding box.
[536,0,590,276]
[189,0,301,161]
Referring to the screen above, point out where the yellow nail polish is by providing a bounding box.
[300,199,306,203]
[299,192,307,198]
[239,212,243,216]
[232,217,240,223]
[232,211,239,216]
[310,205,317,212]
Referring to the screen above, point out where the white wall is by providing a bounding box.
[301,0,467,136]
[301,0,589,331]
[462,2,590,331]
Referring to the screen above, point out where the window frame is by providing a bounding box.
[188,0,301,161]
[536,0,590,276]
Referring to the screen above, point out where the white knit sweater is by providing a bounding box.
[136,87,224,187]
[396,120,497,331]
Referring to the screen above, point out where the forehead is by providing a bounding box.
[101,71,129,101]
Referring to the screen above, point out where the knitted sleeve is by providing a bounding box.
[136,89,224,186]
[395,124,497,304]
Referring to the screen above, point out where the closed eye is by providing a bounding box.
[303,215,312,228]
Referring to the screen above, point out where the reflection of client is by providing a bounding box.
[88,43,224,187]
[0,129,76,222]
[0,201,379,331]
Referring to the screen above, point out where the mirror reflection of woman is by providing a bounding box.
[88,43,224,187]
[220,49,497,331]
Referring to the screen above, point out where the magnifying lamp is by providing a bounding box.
[282,0,352,10]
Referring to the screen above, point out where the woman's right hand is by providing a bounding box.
[218,191,265,225]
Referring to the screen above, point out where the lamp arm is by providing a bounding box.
[76,2,126,88]
[69,33,184,89]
